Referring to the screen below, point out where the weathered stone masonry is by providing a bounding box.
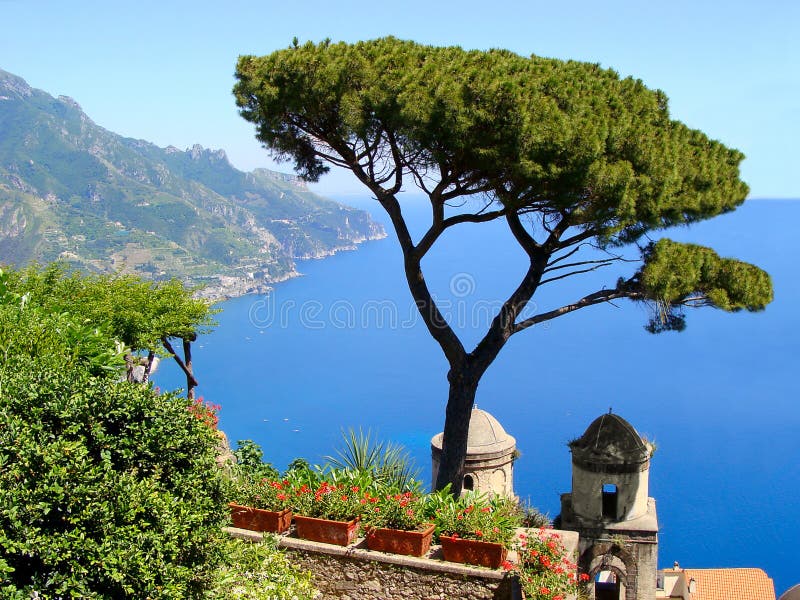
[227,527,526,600]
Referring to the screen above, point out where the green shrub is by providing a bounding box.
[0,273,227,598]
[208,537,315,600]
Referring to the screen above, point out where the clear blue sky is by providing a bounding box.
[2,0,798,197]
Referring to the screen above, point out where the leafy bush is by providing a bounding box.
[0,267,227,598]
[0,357,227,598]
[233,439,280,479]
[208,537,315,600]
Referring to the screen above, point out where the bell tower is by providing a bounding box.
[560,412,658,600]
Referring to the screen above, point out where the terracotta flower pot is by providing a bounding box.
[294,515,360,546]
[439,535,508,569]
[365,523,435,557]
[229,503,292,533]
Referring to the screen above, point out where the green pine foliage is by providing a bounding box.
[234,38,772,333]
[636,239,773,332]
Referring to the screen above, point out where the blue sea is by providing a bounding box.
[155,197,799,595]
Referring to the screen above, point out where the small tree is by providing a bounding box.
[234,38,772,493]
[7,264,216,397]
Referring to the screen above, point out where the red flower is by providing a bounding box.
[579,573,590,582]
[539,587,550,596]
[501,560,514,571]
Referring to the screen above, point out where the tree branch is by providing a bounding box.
[513,286,643,333]
[415,207,508,258]
[162,337,199,389]
[506,210,540,257]
[538,262,616,286]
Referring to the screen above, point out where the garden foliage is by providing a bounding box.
[0,267,226,598]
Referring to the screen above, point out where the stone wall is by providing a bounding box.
[226,527,518,600]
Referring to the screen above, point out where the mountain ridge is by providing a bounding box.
[0,68,385,299]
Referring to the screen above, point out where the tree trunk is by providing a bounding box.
[142,350,155,383]
[434,369,479,494]
[161,337,199,399]
[182,338,195,400]
[124,353,135,383]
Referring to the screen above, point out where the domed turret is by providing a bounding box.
[431,407,517,497]
[569,412,651,473]
[568,411,654,522]
[560,412,659,600]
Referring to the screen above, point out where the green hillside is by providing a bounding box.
[0,68,384,298]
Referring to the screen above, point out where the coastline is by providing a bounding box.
[194,230,388,302]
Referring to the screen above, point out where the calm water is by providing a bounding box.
[156,198,799,594]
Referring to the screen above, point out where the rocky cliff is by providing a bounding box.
[0,68,385,298]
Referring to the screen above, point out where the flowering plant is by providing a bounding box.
[187,395,220,429]
[434,492,521,546]
[229,476,293,512]
[506,528,590,600]
[359,489,431,531]
[291,480,365,522]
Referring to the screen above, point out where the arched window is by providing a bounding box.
[602,483,618,519]
[463,474,474,491]
[595,569,622,600]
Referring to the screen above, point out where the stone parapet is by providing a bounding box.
[226,526,517,599]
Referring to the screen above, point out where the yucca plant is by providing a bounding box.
[324,428,421,492]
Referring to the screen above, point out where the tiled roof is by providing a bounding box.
[683,568,776,600]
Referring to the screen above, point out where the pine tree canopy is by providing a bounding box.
[234,37,771,332]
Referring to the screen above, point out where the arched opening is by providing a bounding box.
[581,547,633,600]
[463,474,474,491]
[602,483,618,519]
[595,569,623,600]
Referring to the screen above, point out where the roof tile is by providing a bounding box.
[683,568,776,600]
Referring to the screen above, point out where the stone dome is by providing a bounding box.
[780,584,800,600]
[431,408,516,457]
[570,412,651,472]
